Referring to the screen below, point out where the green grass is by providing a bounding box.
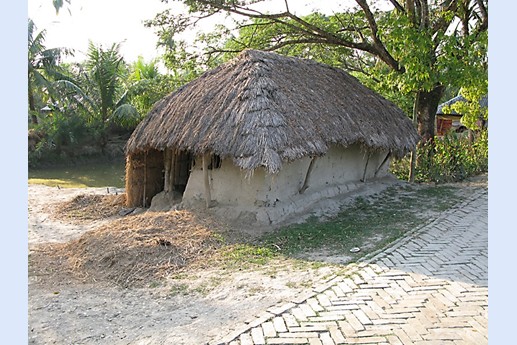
[219,244,278,269]
[221,184,462,266]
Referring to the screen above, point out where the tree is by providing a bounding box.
[127,57,185,118]
[52,42,140,147]
[146,0,488,141]
[28,18,71,125]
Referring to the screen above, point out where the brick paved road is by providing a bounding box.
[212,187,488,345]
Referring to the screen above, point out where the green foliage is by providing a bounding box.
[28,18,72,124]
[51,42,142,134]
[390,131,488,183]
[83,41,137,127]
[148,0,487,139]
[28,109,94,166]
[378,12,435,93]
[128,56,159,82]
[444,84,488,131]
[52,0,71,14]
[127,57,185,118]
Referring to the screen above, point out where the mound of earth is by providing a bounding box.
[29,210,224,288]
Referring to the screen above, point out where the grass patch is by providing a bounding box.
[257,184,462,261]
[169,283,190,296]
[215,183,463,269]
[219,244,278,269]
[28,178,90,188]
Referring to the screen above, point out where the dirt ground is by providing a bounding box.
[28,184,344,345]
[27,175,487,345]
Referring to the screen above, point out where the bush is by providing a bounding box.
[28,110,97,167]
[390,130,488,183]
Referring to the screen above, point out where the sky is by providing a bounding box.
[27,0,356,64]
[28,0,171,63]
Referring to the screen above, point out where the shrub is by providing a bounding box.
[390,130,488,183]
[28,110,96,167]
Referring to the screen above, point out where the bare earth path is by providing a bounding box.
[28,177,487,345]
[214,186,488,344]
[28,186,340,345]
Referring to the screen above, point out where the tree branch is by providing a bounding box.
[406,0,416,25]
[474,0,488,32]
[387,0,405,13]
[431,0,458,35]
[354,0,403,72]
[420,0,430,29]
[188,0,404,72]
[414,0,422,26]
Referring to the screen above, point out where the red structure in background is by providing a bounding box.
[436,118,452,136]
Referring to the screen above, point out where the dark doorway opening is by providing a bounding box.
[171,151,194,194]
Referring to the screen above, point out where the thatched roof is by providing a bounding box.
[126,50,419,174]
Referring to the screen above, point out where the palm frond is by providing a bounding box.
[111,104,141,128]
[53,80,99,114]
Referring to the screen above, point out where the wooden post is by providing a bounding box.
[143,151,147,207]
[408,149,416,183]
[409,97,418,182]
[202,153,211,208]
[361,152,371,183]
[169,150,175,192]
[374,151,391,177]
[164,149,171,193]
[299,157,317,194]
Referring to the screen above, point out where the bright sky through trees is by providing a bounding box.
[27,0,360,63]
[28,0,170,63]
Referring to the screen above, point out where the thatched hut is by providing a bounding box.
[125,50,419,224]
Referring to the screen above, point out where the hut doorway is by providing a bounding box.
[164,150,194,196]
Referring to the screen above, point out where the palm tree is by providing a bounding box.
[85,42,140,132]
[129,56,159,82]
[52,42,140,148]
[54,43,140,125]
[27,18,71,125]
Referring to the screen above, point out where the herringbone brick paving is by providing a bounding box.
[213,187,488,345]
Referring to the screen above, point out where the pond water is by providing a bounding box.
[28,161,126,188]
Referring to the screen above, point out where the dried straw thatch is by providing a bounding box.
[126,50,419,174]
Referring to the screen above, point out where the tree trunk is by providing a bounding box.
[415,85,445,141]
[28,88,38,125]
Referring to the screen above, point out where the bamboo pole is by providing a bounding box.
[409,96,419,182]
[202,153,211,208]
[143,151,147,207]
[361,152,371,183]
[408,149,416,183]
[299,157,317,194]
[169,150,175,192]
[374,151,391,177]
[164,149,171,193]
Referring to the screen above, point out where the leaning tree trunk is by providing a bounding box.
[414,85,445,141]
[28,88,38,125]
[408,85,445,182]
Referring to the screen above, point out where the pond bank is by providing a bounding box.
[29,160,126,188]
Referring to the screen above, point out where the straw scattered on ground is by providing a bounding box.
[51,193,127,223]
[29,209,225,288]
